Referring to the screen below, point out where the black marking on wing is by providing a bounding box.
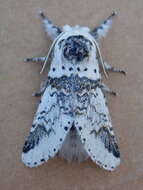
[48,75,100,93]
[23,125,52,153]
[90,127,120,158]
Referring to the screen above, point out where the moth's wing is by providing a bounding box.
[75,87,120,171]
[22,85,72,167]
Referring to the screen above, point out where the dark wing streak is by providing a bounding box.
[23,125,53,153]
[90,127,120,158]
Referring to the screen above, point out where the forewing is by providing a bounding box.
[75,87,120,171]
[22,85,72,167]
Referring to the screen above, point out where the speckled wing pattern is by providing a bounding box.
[22,82,73,167]
[22,74,120,170]
[22,11,122,170]
[74,86,120,171]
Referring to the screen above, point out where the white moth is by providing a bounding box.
[22,11,126,171]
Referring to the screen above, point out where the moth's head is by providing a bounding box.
[62,35,92,62]
[55,25,95,63]
[40,12,114,74]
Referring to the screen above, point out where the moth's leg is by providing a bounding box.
[99,83,117,96]
[39,11,61,40]
[91,11,117,38]
[104,62,126,75]
[32,80,48,97]
[24,56,46,63]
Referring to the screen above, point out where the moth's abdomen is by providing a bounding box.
[59,124,88,161]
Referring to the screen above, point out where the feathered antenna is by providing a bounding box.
[40,32,65,74]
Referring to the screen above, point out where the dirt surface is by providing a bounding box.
[0,0,143,189]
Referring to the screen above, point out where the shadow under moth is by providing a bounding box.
[22,11,126,171]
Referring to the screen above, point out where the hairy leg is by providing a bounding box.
[99,83,117,96]
[24,56,46,63]
[32,79,49,97]
[104,62,126,75]
[91,11,117,39]
[39,11,61,40]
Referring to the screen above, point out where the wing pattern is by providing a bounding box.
[22,75,120,171]
[22,83,73,167]
[75,87,120,171]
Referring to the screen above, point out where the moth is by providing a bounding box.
[22,11,126,171]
